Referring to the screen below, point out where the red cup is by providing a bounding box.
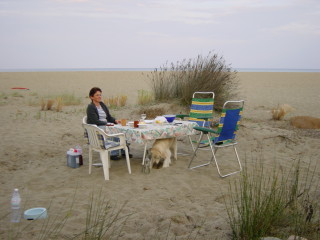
[134,120,139,128]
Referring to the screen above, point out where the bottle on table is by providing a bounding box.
[11,188,21,223]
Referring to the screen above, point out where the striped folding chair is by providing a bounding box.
[188,100,244,178]
[176,92,215,152]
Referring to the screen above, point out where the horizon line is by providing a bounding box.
[0,67,320,73]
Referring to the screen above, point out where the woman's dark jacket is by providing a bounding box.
[86,102,116,126]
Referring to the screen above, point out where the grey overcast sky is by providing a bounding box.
[0,0,319,69]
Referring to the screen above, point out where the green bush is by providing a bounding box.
[137,89,154,106]
[147,51,238,109]
[225,159,319,240]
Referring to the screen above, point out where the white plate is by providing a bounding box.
[145,120,154,124]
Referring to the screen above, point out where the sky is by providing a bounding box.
[0,0,320,70]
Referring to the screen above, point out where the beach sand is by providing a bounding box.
[0,71,319,239]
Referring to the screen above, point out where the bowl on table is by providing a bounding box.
[163,115,176,123]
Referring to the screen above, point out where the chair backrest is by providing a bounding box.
[82,123,107,150]
[189,92,214,127]
[82,116,87,124]
[214,100,244,144]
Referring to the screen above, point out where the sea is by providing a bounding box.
[0,68,320,72]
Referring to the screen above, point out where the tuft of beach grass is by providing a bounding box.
[272,104,295,120]
[137,89,154,106]
[224,158,319,240]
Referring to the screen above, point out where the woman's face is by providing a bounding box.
[90,91,102,104]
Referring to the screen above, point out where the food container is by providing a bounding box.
[24,208,47,220]
[67,150,80,168]
[154,116,167,124]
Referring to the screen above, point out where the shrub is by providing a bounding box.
[137,106,166,119]
[271,104,295,120]
[119,95,127,107]
[225,159,319,240]
[58,93,81,106]
[0,92,8,99]
[147,51,238,109]
[137,90,154,106]
[56,97,63,112]
[46,99,54,110]
[39,93,81,111]
[104,95,128,109]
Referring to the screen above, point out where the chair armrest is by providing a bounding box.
[194,126,218,134]
[105,133,126,145]
[194,115,214,120]
[106,133,125,138]
[176,114,189,119]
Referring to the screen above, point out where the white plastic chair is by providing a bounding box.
[82,123,131,180]
[82,116,87,124]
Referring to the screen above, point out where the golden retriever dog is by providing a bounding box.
[290,116,320,129]
[149,138,177,169]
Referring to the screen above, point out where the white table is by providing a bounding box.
[105,120,197,165]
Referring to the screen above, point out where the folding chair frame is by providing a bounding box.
[188,100,244,178]
[176,92,215,153]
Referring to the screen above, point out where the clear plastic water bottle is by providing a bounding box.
[11,188,21,223]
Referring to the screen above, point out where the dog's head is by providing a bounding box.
[149,148,165,169]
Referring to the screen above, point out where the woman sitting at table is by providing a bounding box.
[86,87,131,160]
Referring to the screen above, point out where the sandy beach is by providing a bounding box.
[0,71,319,239]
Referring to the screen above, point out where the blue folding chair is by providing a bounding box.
[188,100,244,178]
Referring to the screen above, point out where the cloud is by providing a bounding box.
[262,23,320,36]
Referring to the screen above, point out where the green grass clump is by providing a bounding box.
[104,95,128,109]
[0,92,8,99]
[11,92,24,98]
[147,51,238,109]
[225,159,319,240]
[137,89,154,106]
[58,93,82,106]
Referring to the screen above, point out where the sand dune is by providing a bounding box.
[0,71,319,239]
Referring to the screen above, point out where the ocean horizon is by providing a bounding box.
[0,67,320,73]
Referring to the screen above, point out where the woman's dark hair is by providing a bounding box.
[89,87,102,98]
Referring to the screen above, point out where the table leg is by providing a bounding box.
[142,142,148,165]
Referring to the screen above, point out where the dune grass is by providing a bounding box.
[137,89,154,106]
[11,92,24,98]
[147,51,238,109]
[37,93,82,111]
[137,106,166,119]
[271,104,295,120]
[104,95,128,109]
[225,159,319,240]
[0,92,8,99]
[3,189,132,240]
